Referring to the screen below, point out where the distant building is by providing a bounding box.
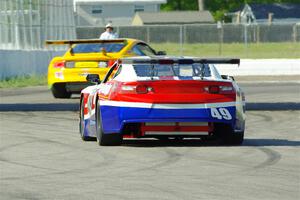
[74,0,166,27]
[132,11,214,26]
[226,3,300,24]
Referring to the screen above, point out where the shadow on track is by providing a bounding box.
[0,103,79,112]
[0,102,300,112]
[246,102,300,111]
[121,138,300,148]
[243,139,300,147]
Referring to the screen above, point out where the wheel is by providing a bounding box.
[214,123,244,145]
[229,132,244,145]
[51,83,71,98]
[96,100,122,146]
[79,98,96,141]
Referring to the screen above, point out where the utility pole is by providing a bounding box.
[198,0,205,11]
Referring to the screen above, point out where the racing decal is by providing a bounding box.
[210,108,232,120]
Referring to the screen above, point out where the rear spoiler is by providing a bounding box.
[194,58,240,65]
[45,39,126,45]
[122,58,240,66]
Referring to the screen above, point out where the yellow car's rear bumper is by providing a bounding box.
[48,68,109,89]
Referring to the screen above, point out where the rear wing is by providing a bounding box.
[45,39,126,45]
[193,58,240,65]
[122,57,240,66]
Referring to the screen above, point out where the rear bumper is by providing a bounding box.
[48,68,109,88]
[65,82,94,93]
[100,102,237,134]
[51,82,94,93]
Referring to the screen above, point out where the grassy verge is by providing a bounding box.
[151,42,300,58]
[0,75,47,88]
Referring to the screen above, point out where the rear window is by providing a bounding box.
[72,43,125,53]
[133,64,211,78]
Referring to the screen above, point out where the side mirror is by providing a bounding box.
[221,75,235,81]
[156,51,166,55]
[86,74,101,84]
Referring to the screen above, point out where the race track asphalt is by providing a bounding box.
[0,82,299,111]
[0,82,299,200]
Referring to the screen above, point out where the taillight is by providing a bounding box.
[98,61,107,68]
[54,61,65,68]
[121,85,136,93]
[220,86,234,92]
[208,86,220,94]
[136,85,149,94]
[120,84,153,94]
[205,85,234,94]
[108,60,116,67]
[65,61,75,68]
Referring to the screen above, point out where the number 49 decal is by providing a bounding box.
[210,108,232,120]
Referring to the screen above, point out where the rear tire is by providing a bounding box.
[51,83,71,99]
[214,123,244,145]
[79,98,96,141]
[96,100,122,146]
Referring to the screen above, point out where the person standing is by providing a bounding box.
[99,23,118,39]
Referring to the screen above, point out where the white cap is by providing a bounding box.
[105,23,113,28]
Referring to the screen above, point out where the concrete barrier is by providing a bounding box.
[215,59,300,76]
[0,50,64,79]
[0,49,299,79]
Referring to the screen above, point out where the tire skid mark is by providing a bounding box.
[0,140,36,152]
[2,158,116,182]
[1,131,118,181]
[250,112,273,122]
[121,147,187,175]
[0,156,59,172]
[1,148,117,181]
[183,148,255,176]
[254,147,282,169]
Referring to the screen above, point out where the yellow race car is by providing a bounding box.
[46,38,166,98]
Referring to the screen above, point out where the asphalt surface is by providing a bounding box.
[0,82,299,111]
[0,82,299,200]
[0,111,299,200]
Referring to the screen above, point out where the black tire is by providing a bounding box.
[79,98,96,141]
[96,100,122,146]
[230,132,244,145]
[214,123,244,145]
[51,83,71,99]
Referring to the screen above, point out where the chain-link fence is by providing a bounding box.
[77,23,300,43]
[0,0,299,51]
[77,23,300,57]
[0,0,76,50]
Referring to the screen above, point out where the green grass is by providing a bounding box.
[0,75,47,88]
[151,42,300,58]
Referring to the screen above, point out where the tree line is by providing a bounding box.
[161,0,300,20]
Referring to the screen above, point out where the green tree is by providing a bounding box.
[161,0,300,21]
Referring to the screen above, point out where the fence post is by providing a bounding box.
[243,23,248,57]
[146,26,150,43]
[179,25,183,56]
[217,21,222,56]
[183,24,187,44]
[29,0,34,49]
[256,24,260,43]
[292,23,297,42]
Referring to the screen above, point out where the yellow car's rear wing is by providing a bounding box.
[45,39,126,45]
